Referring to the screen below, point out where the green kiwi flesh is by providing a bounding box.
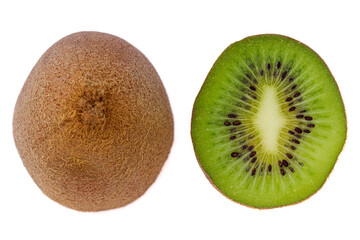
[191,34,346,208]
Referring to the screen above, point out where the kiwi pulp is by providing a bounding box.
[191,34,346,208]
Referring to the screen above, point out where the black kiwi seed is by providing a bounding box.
[267,63,271,70]
[295,127,302,133]
[231,152,239,158]
[249,151,256,157]
[242,145,248,150]
[250,86,256,91]
[286,153,293,159]
[251,168,257,176]
[288,77,294,82]
[281,71,287,80]
[304,116,313,121]
[307,123,315,128]
[291,84,297,90]
[295,134,301,139]
[229,136,236,140]
[224,121,231,126]
[241,96,247,101]
[289,130,295,135]
[248,145,254,151]
[278,160,283,167]
[228,113,237,118]
[268,164,272,172]
[289,167,295,173]
[289,106,296,112]
[280,169,286,176]
[277,61,281,69]
[251,157,257,163]
[303,129,311,133]
[294,92,301,97]
[282,160,289,167]
[286,97,293,102]
[259,69,264,76]
[291,146,296,150]
[296,114,304,118]
[292,139,300,144]
[233,120,241,125]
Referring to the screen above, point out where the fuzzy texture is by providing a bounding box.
[13,31,174,211]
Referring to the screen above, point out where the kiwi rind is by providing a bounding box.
[191,34,346,209]
[13,31,174,211]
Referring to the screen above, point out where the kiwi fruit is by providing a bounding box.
[191,34,346,208]
[13,31,173,211]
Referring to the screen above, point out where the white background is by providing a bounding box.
[1,0,359,239]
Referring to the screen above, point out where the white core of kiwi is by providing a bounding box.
[254,85,286,153]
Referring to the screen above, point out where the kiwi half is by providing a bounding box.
[191,34,346,208]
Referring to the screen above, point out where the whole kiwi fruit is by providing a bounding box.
[191,34,346,208]
[13,31,174,211]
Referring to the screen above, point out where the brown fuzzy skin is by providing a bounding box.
[13,31,174,211]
